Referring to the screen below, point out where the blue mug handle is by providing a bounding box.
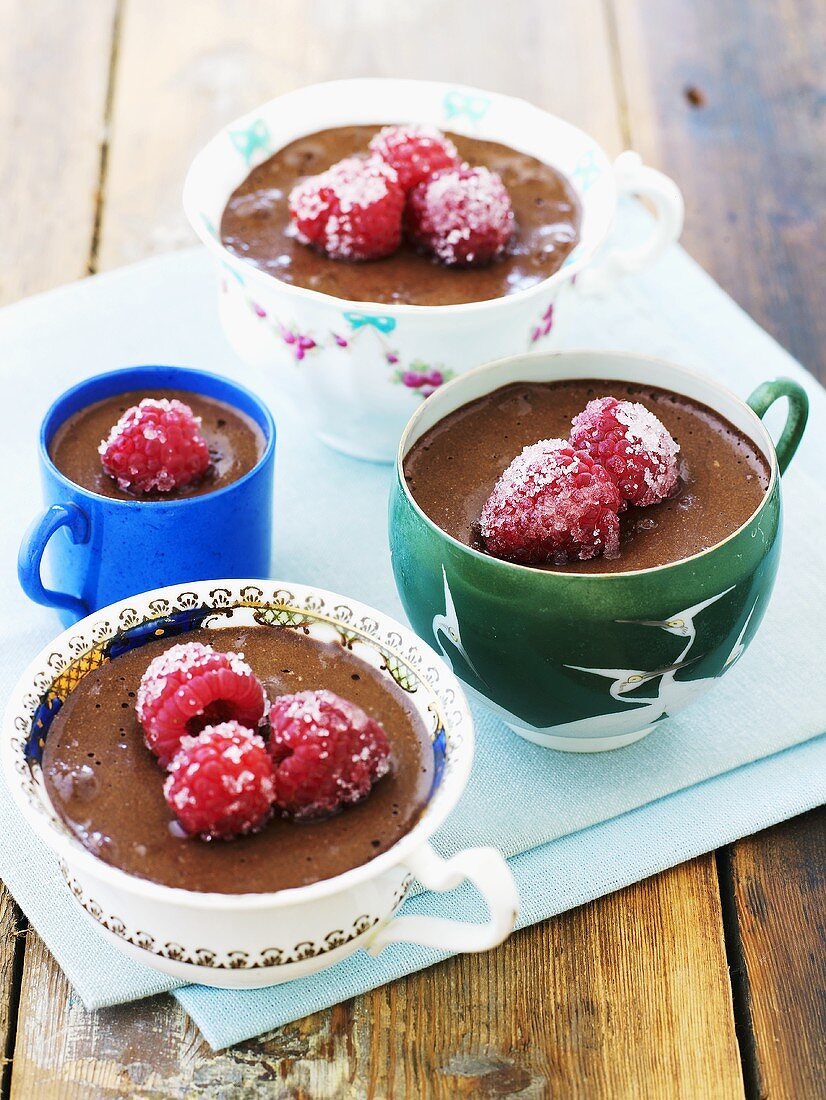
[18,503,91,617]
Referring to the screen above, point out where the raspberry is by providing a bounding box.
[480,439,623,565]
[405,165,514,267]
[288,155,404,261]
[368,124,460,192]
[267,690,391,820]
[164,721,275,840]
[99,398,210,494]
[137,642,266,767]
[570,397,680,507]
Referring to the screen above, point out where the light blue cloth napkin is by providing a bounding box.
[0,203,824,1049]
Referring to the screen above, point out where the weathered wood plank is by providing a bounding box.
[611,0,826,381]
[347,858,742,1099]
[612,4,826,1094]
[0,899,23,1099]
[726,809,826,1100]
[95,0,624,271]
[7,1,749,1094]
[0,0,118,303]
[0,2,117,1095]
[10,859,744,1099]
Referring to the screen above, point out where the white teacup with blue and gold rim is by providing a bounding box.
[183,78,684,462]
[2,580,518,988]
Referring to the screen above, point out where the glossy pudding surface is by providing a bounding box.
[42,627,434,893]
[49,389,266,501]
[220,125,582,306]
[403,380,771,573]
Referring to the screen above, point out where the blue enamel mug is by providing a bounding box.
[18,366,276,626]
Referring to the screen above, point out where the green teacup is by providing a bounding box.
[389,350,808,752]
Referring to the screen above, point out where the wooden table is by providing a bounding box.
[1,2,823,1095]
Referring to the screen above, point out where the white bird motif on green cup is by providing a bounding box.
[431,566,484,682]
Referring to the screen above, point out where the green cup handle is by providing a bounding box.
[746,377,809,475]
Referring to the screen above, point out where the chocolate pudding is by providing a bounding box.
[49,389,266,501]
[42,626,434,893]
[220,125,582,306]
[404,381,770,573]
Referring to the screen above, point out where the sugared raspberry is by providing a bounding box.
[405,165,514,267]
[570,397,680,507]
[137,642,266,767]
[480,439,623,565]
[368,124,460,192]
[267,690,391,820]
[99,398,210,494]
[288,155,404,261]
[164,721,275,840]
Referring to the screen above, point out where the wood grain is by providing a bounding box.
[727,809,826,1100]
[341,858,742,1099]
[611,5,826,1095]
[3,0,820,1094]
[0,0,118,304]
[0,899,22,1098]
[611,0,826,381]
[95,0,623,271]
[0,2,117,1094]
[6,2,746,1094]
[10,859,743,1099]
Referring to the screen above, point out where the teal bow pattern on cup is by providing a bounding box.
[222,262,246,287]
[572,150,602,192]
[442,90,490,127]
[228,118,272,166]
[343,311,397,334]
[200,213,217,238]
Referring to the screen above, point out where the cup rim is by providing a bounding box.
[2,579,475,911]
[39,365,277,508]
[395,348,780,580]
[182,76,618,316]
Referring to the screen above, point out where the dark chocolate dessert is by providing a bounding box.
[404,380,770,574]
[49,389,265,501]
[220,125,582,306]
[43,627,433,893]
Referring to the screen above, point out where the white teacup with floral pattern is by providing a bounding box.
[183,78,684,462]
[3,580,518,988]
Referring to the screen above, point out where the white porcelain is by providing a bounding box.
[183,79,684,462]
[3,580,518,988]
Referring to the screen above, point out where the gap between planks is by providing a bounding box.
[87,0,125,276]
[10,0,822,1094]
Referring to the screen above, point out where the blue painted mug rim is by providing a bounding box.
[39,365,276,508]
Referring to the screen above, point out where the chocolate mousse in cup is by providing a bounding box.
[389,349,808,751]
[18,366,275,626]
[184,79,684,462]
[3,580,518,988]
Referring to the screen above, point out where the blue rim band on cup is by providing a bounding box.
[18,365,277,626]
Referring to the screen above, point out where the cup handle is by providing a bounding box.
[365,842,519,956]
[746,378,809,475]
[18,503,90,617]
[576,151,685,297]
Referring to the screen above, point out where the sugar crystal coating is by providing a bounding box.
[98,398,210,494]
[268,689,391,820]
[368,124,460,192]
[570,396,680,507]
[480,438,623,565]
[136,642,266,767]
[164,720,275,840]
[405,165,514,267]
[288,155,404,261]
